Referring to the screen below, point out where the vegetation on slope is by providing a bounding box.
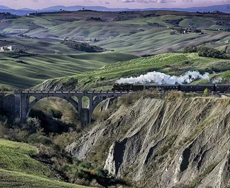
[61,40,106,52]
[0,109,128,188]
[184,46,228,59]
[0,169,89,188]
[39,53,230,91]
[0,139,90,188]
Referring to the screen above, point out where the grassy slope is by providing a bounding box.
[0,139,90,188]
[0,52,136,88]
[1,11,230,55]
[40,53,230,90]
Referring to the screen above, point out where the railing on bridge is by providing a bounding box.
[13,90,131,94]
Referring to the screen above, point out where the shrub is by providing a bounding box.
[118,90,161,107]
[166,90,184,100]
[184,46,227,59]
[26,118,41,132]
[0,124,8,138]
[51,131,81,152]
[27,130,53,146]
[203,88,209,96]
[184,46,198,53]
[94,168,107,178]
[79,161,92,169]
[61,40,105,52]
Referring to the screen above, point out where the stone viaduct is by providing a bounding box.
[13,90,130,127]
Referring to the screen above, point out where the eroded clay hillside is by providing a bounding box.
[66,93,230,188]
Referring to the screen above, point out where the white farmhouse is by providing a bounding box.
[0,45,17,52]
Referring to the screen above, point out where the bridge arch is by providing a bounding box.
[82,96,90,109]
[25,95,79,120]
[91,96,109,112]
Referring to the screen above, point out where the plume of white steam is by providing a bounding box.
[116,71,210,85]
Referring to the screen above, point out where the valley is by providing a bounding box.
[0,8,230,188]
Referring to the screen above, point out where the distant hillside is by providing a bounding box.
[0,6,10,10]
[0,5,129,16]
[1,4,230,15]
[1,10,229,56]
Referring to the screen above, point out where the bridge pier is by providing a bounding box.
[21,95,29,122]
[80,109,93,127]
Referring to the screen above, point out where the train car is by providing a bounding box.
[145,84,179,91]
[112,83,134,91]
[113,83,230,93]
[132,85,145,91]
[180,84,215,92]
[215,84,230,93]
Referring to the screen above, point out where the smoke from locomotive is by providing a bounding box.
[116,71,210,85]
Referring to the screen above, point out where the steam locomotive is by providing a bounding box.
[112,83,230,93]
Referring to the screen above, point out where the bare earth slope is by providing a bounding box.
[66,95,230,188]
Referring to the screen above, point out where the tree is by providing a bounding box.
[204,88,209,96]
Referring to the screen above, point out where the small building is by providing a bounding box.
[224,39,229,44]
[0,45,17,52]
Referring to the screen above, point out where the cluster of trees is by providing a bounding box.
[184,46,228,59]
[170,27,202,35]
[61,40,105,52]
[85,17,103,22]
[0,12,17,19]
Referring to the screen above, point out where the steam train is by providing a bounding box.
[112,83,230,93]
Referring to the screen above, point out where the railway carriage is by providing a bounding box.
[215,84,230,93]
[180,84,215,92]
[112,83,230,93]
[145,84,179,91]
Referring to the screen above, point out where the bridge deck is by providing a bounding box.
[12,90,130,95]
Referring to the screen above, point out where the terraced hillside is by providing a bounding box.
[0,139,90,188]
[40,53,230,90]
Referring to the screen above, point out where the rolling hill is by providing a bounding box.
[39,53,230,91]
[0,139,90,188]
[0,52,136,88]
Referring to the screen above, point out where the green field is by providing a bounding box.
[0,52,136,88]
[40,53,230,90]
[0,139,90,188]
[0,169,89,188]
[1,10,230,56]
